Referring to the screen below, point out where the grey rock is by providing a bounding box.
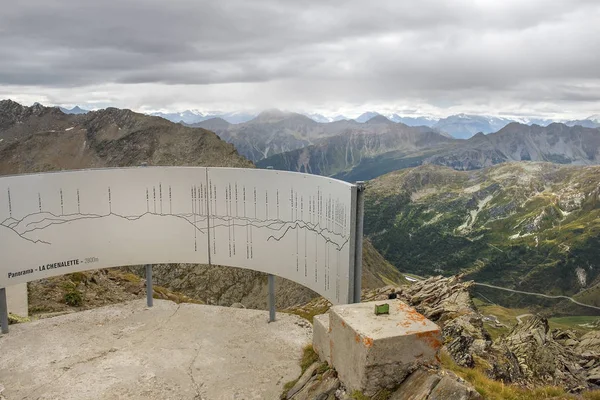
[427,375,482,400]
[396,275,491,368]
[390,368,441,400]
[587,366,600,384]
[577,331,600,354]
[291,375,340,400]
[287,362,320,399]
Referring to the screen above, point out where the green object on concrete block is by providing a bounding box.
[374,303,389,315]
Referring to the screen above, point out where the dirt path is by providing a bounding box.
[0,299,312,400]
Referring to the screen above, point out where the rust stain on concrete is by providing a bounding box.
[395,304,429,328]
[416,330,442,350]
[363,337,374,348]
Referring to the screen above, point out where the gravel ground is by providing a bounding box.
[0,299,312,400]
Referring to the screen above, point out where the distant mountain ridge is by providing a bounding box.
[427,122,600,170]
[432,114,515,139]
[192,110,451,164]
[49,104,600,137]
[257,123,452,180]
[566,115,600,129]
[151,110,256,125]
[59,106,89,115]
[260,121,600,181]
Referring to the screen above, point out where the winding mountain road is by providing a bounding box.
[473,282,600,312]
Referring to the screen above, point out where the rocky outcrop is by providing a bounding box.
[493,320,600,389]
[493,316,588,391]
[25,269,201,318]
[285,364,480,400]
[575,331,600,386]
[365,276,600,392]
[132,239,403,311]
[0,100,253,175]
[393,275,492,368]
[578,331,600,385]
[137,263,310,310]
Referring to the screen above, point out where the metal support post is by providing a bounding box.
[0,288,8,334]
[145,264,153,307]
[354,181,365,303]
[268,274,276,322]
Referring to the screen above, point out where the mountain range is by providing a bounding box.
[151,110,257,125]
[52,103,600,139]
[566,115,600,129]
[190,109,371,162]
[259,120,600,181]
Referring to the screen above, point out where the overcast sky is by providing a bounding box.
[1,0,599,119]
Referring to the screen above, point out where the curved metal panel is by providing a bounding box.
[0,167,356,304]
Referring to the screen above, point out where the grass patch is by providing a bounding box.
[285,304,331,324]
[440,350,600,399]
[473,298,530,327]
[118,272,143,283]
[350,391,370,400]
[549,316,600,333]
[8,313,31,324]
[484,324,511,341]
[68,272,89,285]
[280,345,321,399]
[300,345,319,373]
[64,289,83,307]
[152,285,202,304]
[281,380,297,398]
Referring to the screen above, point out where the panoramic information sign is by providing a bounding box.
[0,167,357,304]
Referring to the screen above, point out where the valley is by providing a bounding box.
[364,162,600,310]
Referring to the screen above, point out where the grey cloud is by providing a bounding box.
[0,0,599,116]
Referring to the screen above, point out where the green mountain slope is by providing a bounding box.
[364,162,600,306]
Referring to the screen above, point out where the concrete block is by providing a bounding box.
[313,313,331,364]
[6,283,28,317]
[329,300,441,396]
